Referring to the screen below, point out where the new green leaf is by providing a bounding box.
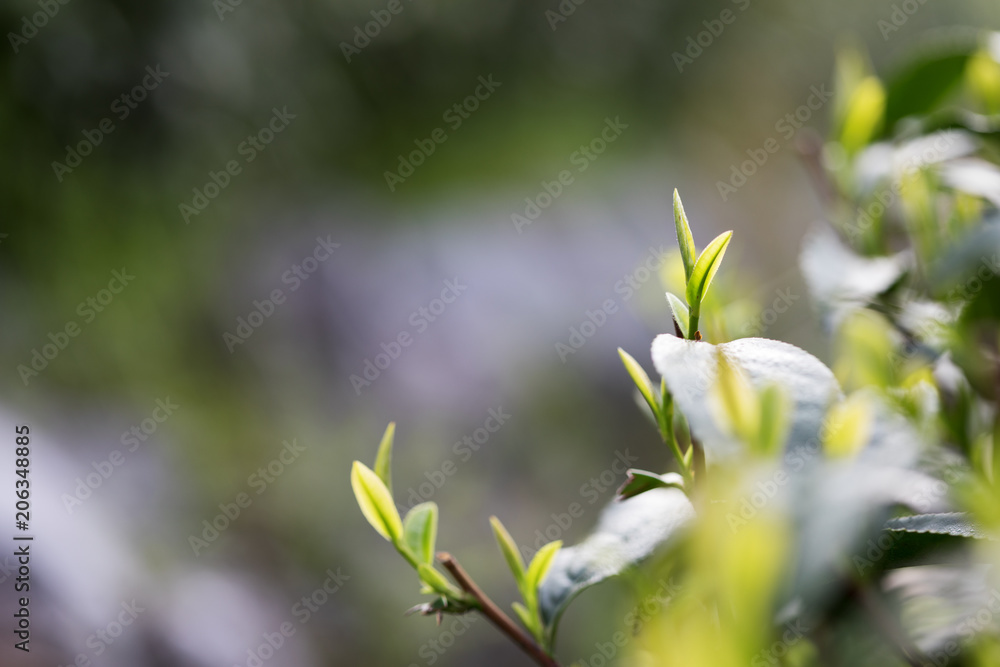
[526,541,562,596]
[351,461,403,542]
[686,230,733,311]
[618,348,658,419]
[403,502,438,565]
[418,563,458,597]
[673,189,698,282]
[490,516,526,586]
[512,601,535,634]
[666,292,690,338]
[374,422,396,491]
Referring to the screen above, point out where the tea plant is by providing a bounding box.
[353,29,1000,667]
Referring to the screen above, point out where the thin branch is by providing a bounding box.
[437,552,561,667]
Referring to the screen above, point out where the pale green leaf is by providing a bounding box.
[756,384,790,457]
[403,502,438,565]
[618,348,658,419]
[490,516,526,586]
[665,292,690,338]
[374,422,395,492]
[351,461,403,542]
[673,189,697,282]
[512,601,536,634]
[686,231,733,311]
[526,541,562,596]
[418,564,457,597]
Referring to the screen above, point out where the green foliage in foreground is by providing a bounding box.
[353,29,1000,667]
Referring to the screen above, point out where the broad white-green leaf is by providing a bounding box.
[403,502,438,565]
[651,335,841,463]
[490,516,526,586]
[351,461,403,542]
[799,226,909,330]
[617,469,685,500]
[665,292,690,338]
[538,487,695,631]
[885,512,985,539]
[374,422,395,491]
[672,189,698,282]
[685,230,732,310]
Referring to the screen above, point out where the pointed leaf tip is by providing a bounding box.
[665,292,691,339]
[673,189,698,283]
[686,230,733,311]
[374,422,396,492]
[618,348,659,418]
[490,516,526,585]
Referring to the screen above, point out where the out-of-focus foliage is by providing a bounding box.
[355,29,1000,667]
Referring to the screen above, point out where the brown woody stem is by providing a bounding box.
[437,552,561,667]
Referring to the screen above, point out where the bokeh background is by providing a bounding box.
[1,0,997,665]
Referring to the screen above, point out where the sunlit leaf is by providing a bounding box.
[842,76,886,152]
[686,231,733,311]
[618,348,658,419]
[666,292,691,339]
[403,502,438,565]
[490,516,526,586]
[673,189,698,282]
[652,335,841,463]
[351,461,403,542]
[374,422,396,492]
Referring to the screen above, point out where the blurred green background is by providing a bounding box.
[1,0,997,665]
